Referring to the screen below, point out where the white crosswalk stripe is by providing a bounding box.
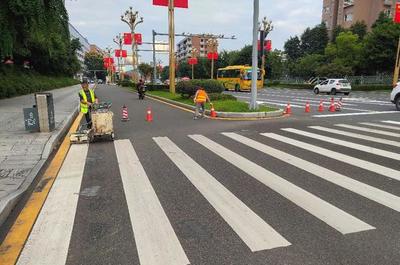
[17,144,89,265]
[308,126,400,147]
[335,124,400,137]
[189,134,374,235]
[154,136,291,251]
[382,120,400,125]
[114,140,189,265]
[359,122,400,131]
[282,128,400,161]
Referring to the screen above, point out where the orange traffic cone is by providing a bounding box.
[329,97,336,112]
[121,105,130,121]
[210,104,217,118]
[305,101,311,113]
[318,100,324,112]
[284,102,292,115]
[146,107,153,122]
[335,97,343,111]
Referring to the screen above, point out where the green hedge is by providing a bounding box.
[176,79,225,98]
[0,67,79,99]
[145,84,169,91]
[208,93,237,101]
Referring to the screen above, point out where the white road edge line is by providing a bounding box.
[313,111,400,118]
[154,137,291,252]
[189,134,374,235]
[114,140,190,265]
[282,128,400,161]
[261,133,400,181]
[335,124,400,138]
[382,120,400,125]
[359,122,400,131]
[17,144,89,265]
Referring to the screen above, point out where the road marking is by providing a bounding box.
[0,113,83,265]
[224,133,399,213]
[382,120,400,125]
[114,140,189,265]
[308,126,400,148]
[189,134,373,235]
[359,122,400,131]
[335,124,400,138]
[262,133,400,181]
[282,128,400,161]
[17,144,88,265]
[154,137,290,251]
[313,111,400,118]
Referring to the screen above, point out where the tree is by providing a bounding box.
[138,63,153,80]
[292,54,325,78]
[316,63,353,77]
[350,21,367,39]
[300,23,329,55]
[265,50,284,80]
[332,26,347,42]
[325,32,362,70]
[284,36,302,61]
[84,51,105,81]
[229,45,253,65]
[160,66,169,81]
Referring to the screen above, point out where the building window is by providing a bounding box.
[344,13,353,22]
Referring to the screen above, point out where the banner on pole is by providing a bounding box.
[124,33,133,45]
[134,33,143,45]
[395,3,400,24]
[207,52,218,60]
[258,40,272,52]
[153,0,188,8]
[188,58,198,65]
[103,57,114,64]
[115,50,121,57]
[121,50,128,58]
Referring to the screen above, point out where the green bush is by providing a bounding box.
[352,85,392,91]
[176,79,225,98]
[119,79,135,88]
[208,93,237,101]
[145,84,169,91]
[0,67,79,99]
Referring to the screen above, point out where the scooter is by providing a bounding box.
[138,85,146,100]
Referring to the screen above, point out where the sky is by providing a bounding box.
[65,0,323,65]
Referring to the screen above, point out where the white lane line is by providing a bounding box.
[154,137,290,251]
[189,134,373,235]
[335,124,400,138]
[359,122,400,131]
[257,101,302,108]
[309,126,400,148]
[382,120,400,125]
[262,133,400,182]
[114,140,189,265]
[226,132,400,213]
[313,111,400,118]
[17,145,89,265]
[282,128,400,161]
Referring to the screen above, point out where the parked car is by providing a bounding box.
[313,79,352,95]
[97,79,103,84]
[391,82,400,110]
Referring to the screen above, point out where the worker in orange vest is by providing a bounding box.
[193,86,211,120]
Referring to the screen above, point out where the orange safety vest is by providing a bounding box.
[195,90,207,103]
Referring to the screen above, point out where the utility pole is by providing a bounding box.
[393,37,400,87]
[105,47,114,84]
[113,34,124,81]
[152,30,157,83]
[259,17,273,85]
[121,7,143,83]
[207,38,218,79]
[168,0,176,93]
[190,47,199,80]
[250,0,259,110]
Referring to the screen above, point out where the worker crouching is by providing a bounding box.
[193,86,211,120]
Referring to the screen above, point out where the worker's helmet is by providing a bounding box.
[81,77,89,84]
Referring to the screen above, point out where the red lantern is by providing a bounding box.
[395,3,400,24]
[153,0,188,8]
[188,58,198,65]
[121,50,128,58]
[115,50,121,57]
[207,52,218,60]
[124,33,133,45]
[134,34,143,45]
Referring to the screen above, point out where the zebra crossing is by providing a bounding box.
[16,120,400,264]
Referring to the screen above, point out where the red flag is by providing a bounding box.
[188,58,198,65]
[134,33,143,45]
[124,33,133,45]
[265,40,272,52]
[395,3,400,24]
[121,50,127,58]
[153,0,188,8]
[207,52,218,60]
[115,50,121,57]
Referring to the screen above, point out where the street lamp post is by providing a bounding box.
[190,47,199,80]
[105,47,113,84]
[113,34,124,81]
[259,17,273,85]
[121,7,143,83]
[168,0,176,94]
[207,38,218,79]
[250,0,259,110]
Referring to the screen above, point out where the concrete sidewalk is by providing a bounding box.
[0,85,81,226]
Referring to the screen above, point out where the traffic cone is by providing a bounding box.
[318,100,324,112]
[146,107,153,122]
[305,101,311,113]
[329,98,336,112]
[121,105,130,121]
[284,102,292,115]
[335,97,343,111]
[210,104,217,118]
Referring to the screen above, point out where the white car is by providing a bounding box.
[391,83,400,110]
[313,79,352,95]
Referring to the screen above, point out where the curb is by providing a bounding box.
[147,94,284,120]
[0,107,79,227]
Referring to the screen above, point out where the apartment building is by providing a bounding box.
[322,0,397,36]
[176,36,218,62]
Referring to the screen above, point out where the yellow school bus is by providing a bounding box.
[217,65,264,92]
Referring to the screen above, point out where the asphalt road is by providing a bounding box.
[9,85,400,265]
